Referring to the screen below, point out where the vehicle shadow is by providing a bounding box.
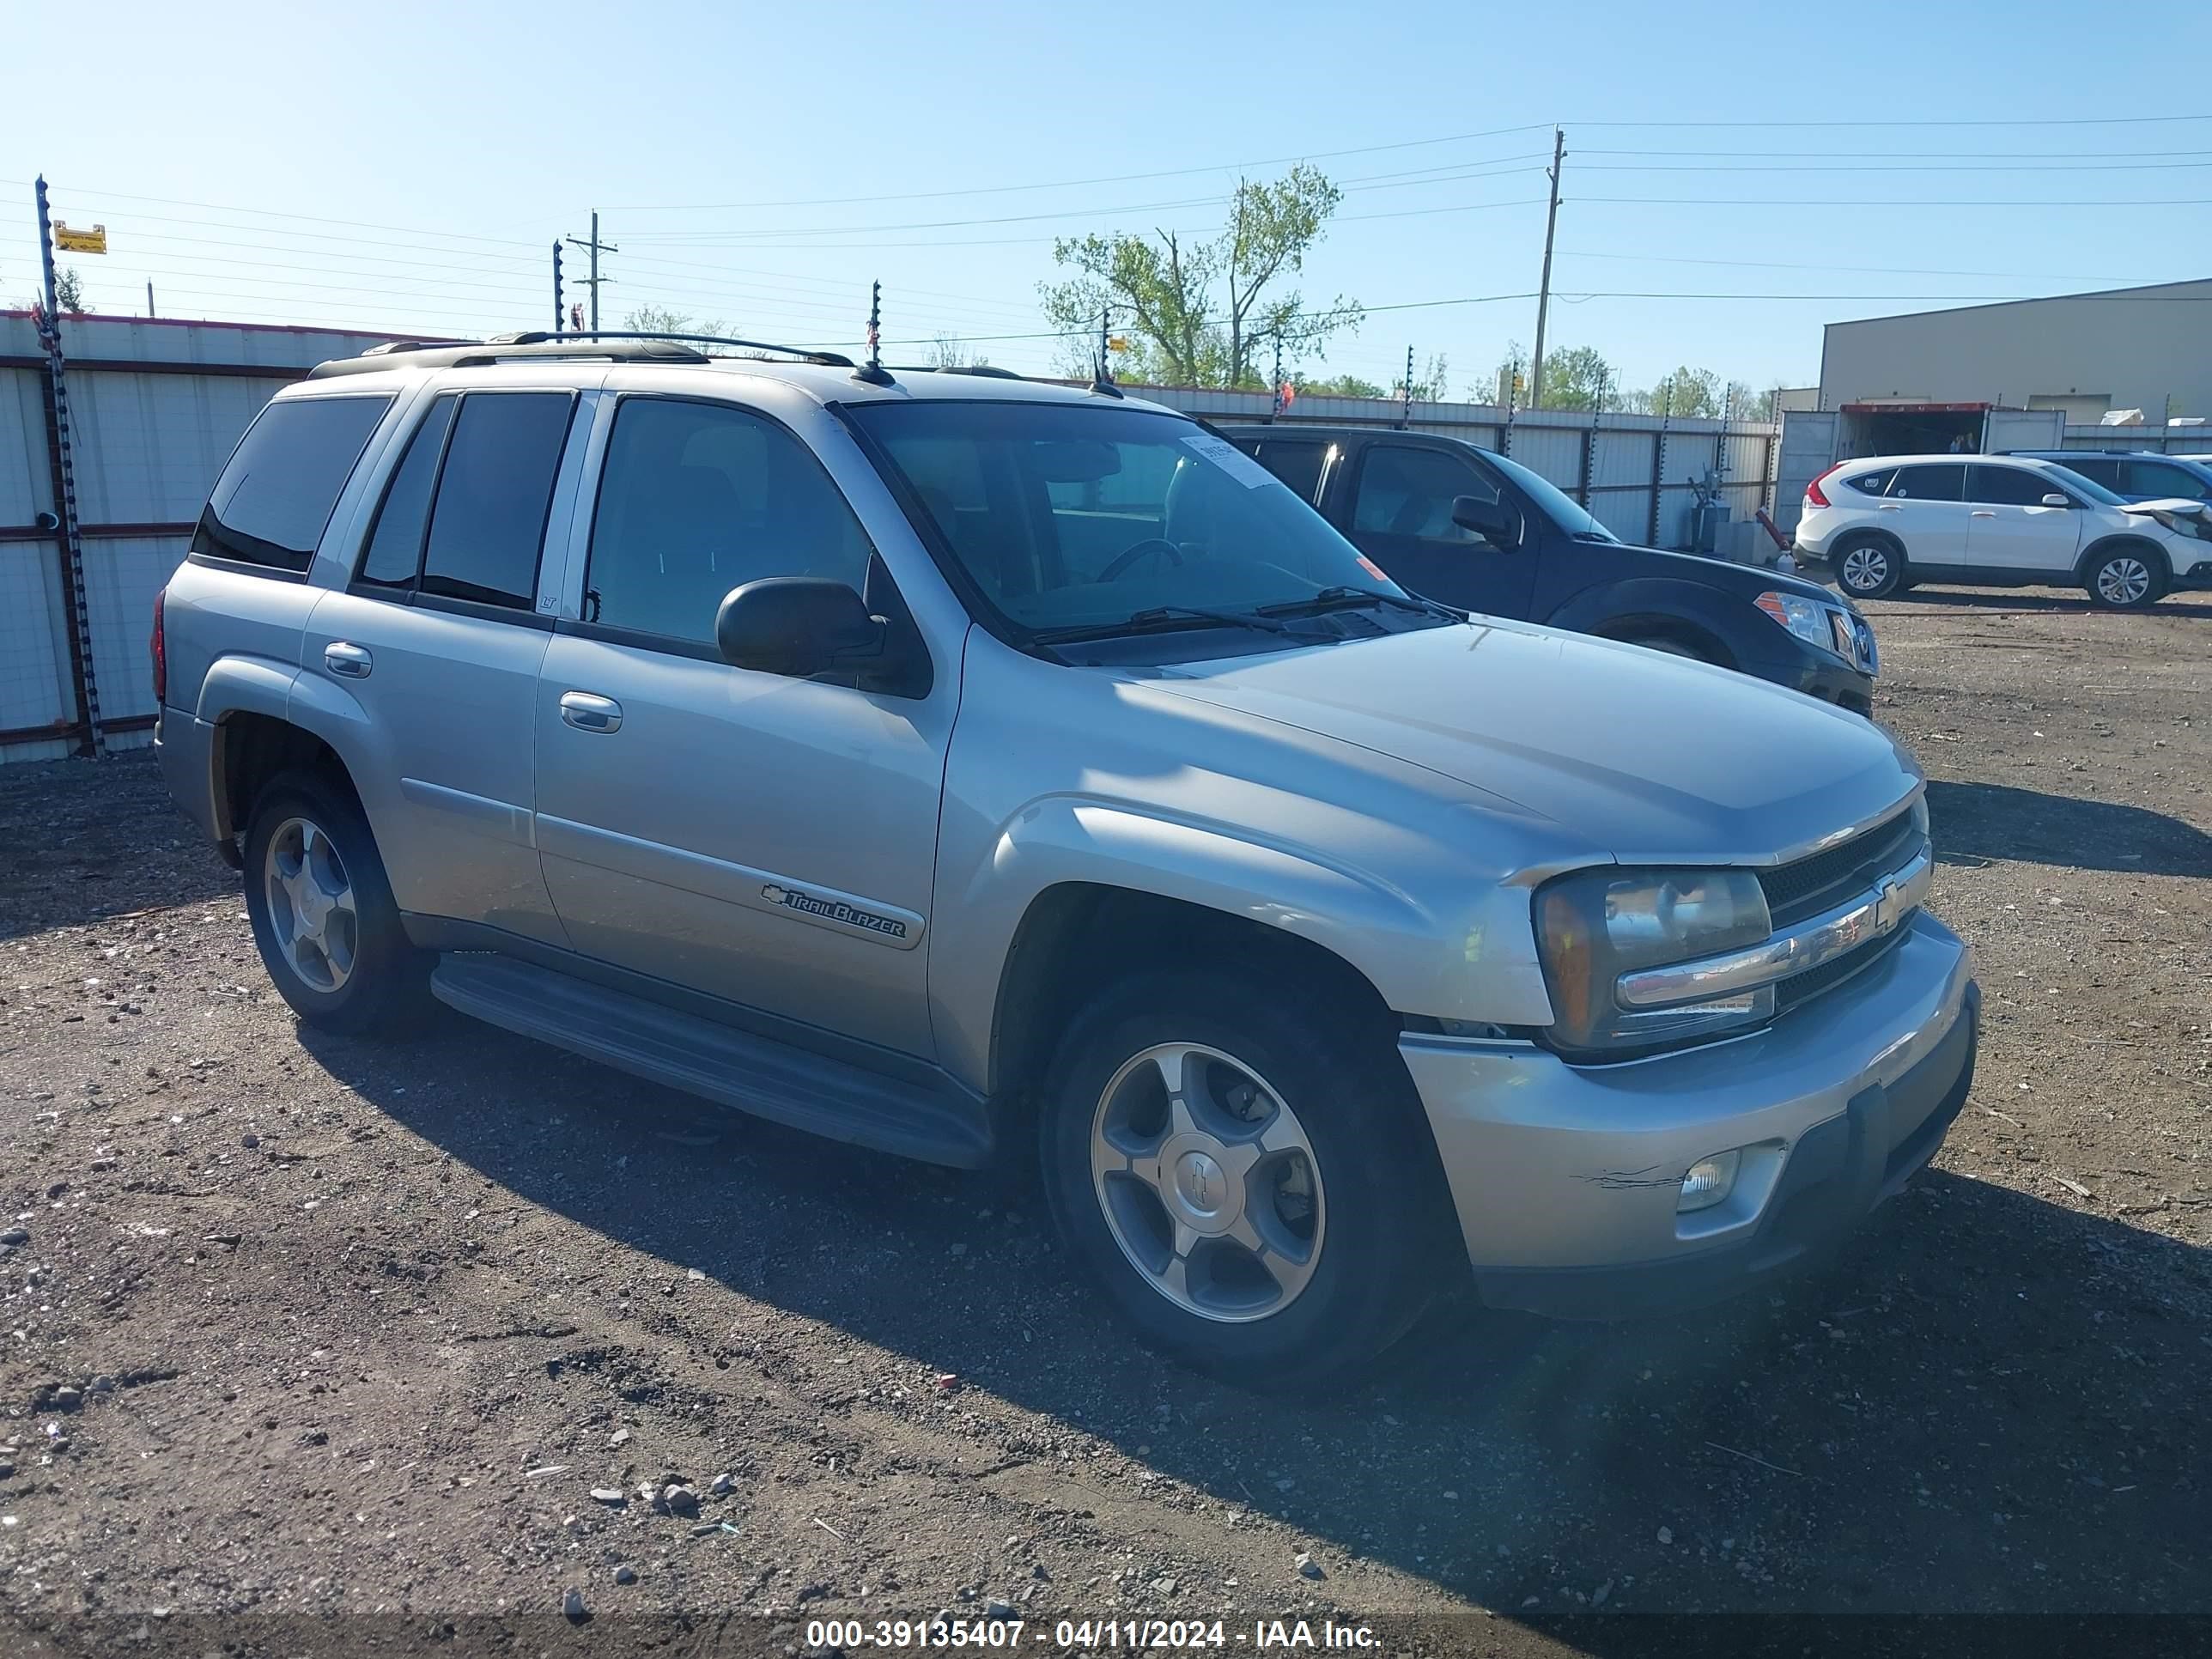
[1926,779,2212,878]
[300,1014,2212,1625]
[1872,587,2212,617]
[0,752,242,941]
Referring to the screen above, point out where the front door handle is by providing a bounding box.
[324,641,373,678]
[559,690,623,733]
[1970,509,1996,518]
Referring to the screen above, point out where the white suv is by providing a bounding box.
[1796,453,2212,609]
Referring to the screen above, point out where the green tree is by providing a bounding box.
[1647,365,1723,419]
[54,267,86,313]
[1296,372,1386,398]
[1039,167,1360,387]
[1528,344,1613,411]
[622,304,726,338]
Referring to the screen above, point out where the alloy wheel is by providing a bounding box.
[2096,556,2151,606]
[1840,545,1889,594]
[263,816,359,993]
[1089,1042,1326,1323]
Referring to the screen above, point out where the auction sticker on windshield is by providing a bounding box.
[1182,434,1278,489]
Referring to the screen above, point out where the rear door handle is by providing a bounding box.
[1876,502,1903,511]
[324,641,372,678]
[559,690,623,733]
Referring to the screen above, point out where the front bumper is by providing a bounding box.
[1402,910,1976,1318]
[1747,648,1875,715]
[2173,556,2212,591]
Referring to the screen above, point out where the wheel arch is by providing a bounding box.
[988,882,1404,1112]
[2075,532,2170,586]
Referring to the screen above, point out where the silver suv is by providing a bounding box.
[154,336,1978,1388]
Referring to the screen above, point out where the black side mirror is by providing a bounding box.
[1451,494,1513,543]
[716,577,884,678]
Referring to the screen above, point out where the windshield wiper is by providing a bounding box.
[1255,585,1461,621]
[1032,605,1321,646]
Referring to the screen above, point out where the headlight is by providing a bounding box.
[1534,867,1774,1059]
[1755,589,1843,653]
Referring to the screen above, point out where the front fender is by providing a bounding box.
[927,795,1556,1093]
[1545,576,1744,663]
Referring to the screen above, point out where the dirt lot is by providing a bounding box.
[1,588,2207,1656]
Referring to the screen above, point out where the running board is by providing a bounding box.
[429,953,994,1168]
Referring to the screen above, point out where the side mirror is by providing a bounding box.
[715,577,884,678]
[2040,492,2072,507]
[1451,494,1513,543]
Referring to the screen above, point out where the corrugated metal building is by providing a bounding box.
[1820,279,2212,425]
[1,312,404,763]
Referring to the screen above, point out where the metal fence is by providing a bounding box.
[0,312,403,763]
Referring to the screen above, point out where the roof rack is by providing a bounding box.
[885,363,1028,380]
[308,330,854,380]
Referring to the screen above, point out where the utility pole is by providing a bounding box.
[1530,126,1566,410]
[551,241,564,336]
[564,211,617,333]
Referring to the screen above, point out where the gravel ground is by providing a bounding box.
[0,587,2206,1656]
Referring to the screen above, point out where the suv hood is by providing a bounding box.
[1601,538,1848,609]
[1151,618,1916,866]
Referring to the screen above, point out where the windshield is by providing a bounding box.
[1486,448,1620,542]
[2039,462,2127,506]
[849,401,1413,638]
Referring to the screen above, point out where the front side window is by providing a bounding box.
[1253,441,1332,504]
[2121,459,2210,499]
[1352,447,1493,541]
[1886,464,1964,501]
[851,402,1417,640]
[585,398,873,645]
[193,395,391,572]
[419,392,576,608]
[1968,465,2058,507]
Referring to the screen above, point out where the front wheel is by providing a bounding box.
[1038,968,1452,1391]
[2084,545,2167,610]
[1833,537,1906,600]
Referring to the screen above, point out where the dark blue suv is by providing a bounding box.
[2005,450,2212,503]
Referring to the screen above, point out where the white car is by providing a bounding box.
[1795,453,2212,610]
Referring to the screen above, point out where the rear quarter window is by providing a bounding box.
[192,396,392,573]
[1843,467,1895,496]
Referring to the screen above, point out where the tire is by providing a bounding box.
[242,769,429,1035]
[2082,543,2168,611]
[1832,535,1906,600]
[1038,967,1453,1392]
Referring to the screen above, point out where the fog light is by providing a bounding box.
[1678,1150,1742,1213]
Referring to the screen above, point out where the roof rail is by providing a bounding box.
[307,330,854,380]
[885,363,1027,380]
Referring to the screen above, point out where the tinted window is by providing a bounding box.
[1969,465,2059,506]
[1352,447,1495,540]
[2121,459,2210,499]
[1254,441,1331,504]
[1843,467,1895,496]
[2057,454,2120,487]
[356,395,458,589]
[586,398,872,645]
[192,396,390,572]
[1886,464,1964,502]
[420,393,576,608]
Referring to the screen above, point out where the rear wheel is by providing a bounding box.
[243,770,429,1034]
[1833,536,1906,600]
[1039,968,1452,1392]
[2083,544,2167,610]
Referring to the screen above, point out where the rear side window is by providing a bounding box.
[1968,465,2057,506]
[419,392,576,608]
[1886,464,1964,501]
[1253,441,1331,504]
[192,396,391,573]
[356,394,459,589]
[1843,467,1895,496]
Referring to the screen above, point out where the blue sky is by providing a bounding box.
[6,0,2210,397]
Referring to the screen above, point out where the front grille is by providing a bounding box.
[1759,809,1923,929]
[1777,927,1908,1012]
